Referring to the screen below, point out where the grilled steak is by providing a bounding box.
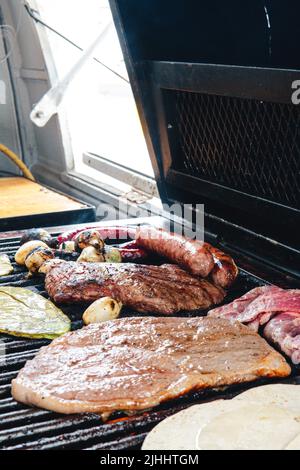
[11,317,290,415]
[45,261,225,314]
[264,313,300,365]
[135,227,238,287]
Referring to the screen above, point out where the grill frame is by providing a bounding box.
[0,224,300,450]
[172,91,300,209]
[149,61,300,235]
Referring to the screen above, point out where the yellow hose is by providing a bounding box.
[0,143,35,181]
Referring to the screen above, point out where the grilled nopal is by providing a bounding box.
[0,286,71,339]
[45,261,226,314]
[12,317,290,416]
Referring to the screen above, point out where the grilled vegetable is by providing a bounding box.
[77,246,105,263]
[0,254,13,276]
[58,227,148,262]
[104,247,122,263]
[83,297,122,325]
[25,247,55,274]
[20,228,52,246]
[0,286,71,339]
[15,240,48,265]
[74,230,105,252]
[58,241,76,253]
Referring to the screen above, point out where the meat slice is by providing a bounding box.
[245,290,300,330]
[208,285,284,330]
[11,317,291,415]
[45,261,225,314]
[264,312,300,365]
[135,227,238,287]
[209,286,300,363]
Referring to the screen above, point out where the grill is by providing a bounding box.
[172,90,300,209]
[1,0,300,452]
[0,227,300,450]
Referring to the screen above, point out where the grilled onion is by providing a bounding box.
[25,247,54,273]
[83,297,122,325]
[15,240,49,265]
[74,230,105,252]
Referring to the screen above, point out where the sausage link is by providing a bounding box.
[204,244,238,289]
[135,227,214,278]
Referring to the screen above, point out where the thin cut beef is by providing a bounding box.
[264,312,300,365]
[208,285,284,330]
[11,317,291,415]
[209,286,300,363]
[245,290,300,330]
[45,261,225,314]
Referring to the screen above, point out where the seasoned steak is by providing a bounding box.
[11,317,290,415]
[45,261,225,314]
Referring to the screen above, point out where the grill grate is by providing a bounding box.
[171,90,300,209]
[0,231,299,449]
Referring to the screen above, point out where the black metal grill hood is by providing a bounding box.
[109,0,300,256]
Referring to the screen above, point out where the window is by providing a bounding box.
[33,0,154,179]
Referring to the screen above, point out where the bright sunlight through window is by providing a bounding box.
[34,0,154,178]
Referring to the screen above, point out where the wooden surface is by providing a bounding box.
[0,177,87,219]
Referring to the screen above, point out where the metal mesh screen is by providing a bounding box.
[170,90,300,209]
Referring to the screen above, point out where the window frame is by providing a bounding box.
[27,0,157,200]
